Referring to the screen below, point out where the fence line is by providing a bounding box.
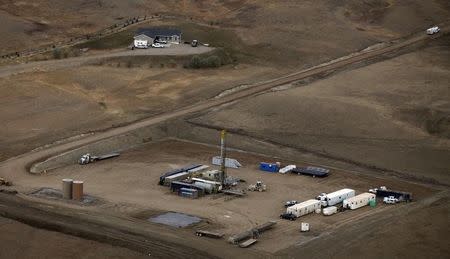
[1,14,162,60]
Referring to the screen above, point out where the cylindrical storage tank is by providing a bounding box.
[62,179,73,199]
[193,181,214,194]
[72,181,84,201]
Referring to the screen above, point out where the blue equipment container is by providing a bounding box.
[259,162,279,173]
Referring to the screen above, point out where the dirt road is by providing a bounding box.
[0,45,212,78]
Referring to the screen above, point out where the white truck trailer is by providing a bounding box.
[317,188,355,207]
[343,192,376,210]
[286,199,321,218]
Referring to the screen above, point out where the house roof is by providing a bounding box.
[136,28,181,38]
[133,34,153,41]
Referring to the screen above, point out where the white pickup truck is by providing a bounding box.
[383,196,399,204]
[427,26,440,35]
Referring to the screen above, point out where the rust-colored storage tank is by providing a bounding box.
[72,180,84,201]
[62,179,73,199]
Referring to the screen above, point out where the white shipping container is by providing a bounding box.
[343,193,375,210]
[279,165,296,174]
[322,206,338,216]
[318,188,355,207]
[286,199,321,218]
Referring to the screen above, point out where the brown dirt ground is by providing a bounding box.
[0,216,147,259]
[4,139,439,255]
[278,194,450,259]
[192,40,450,185]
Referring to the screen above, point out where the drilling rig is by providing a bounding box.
[219,129,227,188]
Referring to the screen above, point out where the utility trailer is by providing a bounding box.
[195,230,224,238]
[292,166,329,177]
[343,193,376,210]
[287,199,321,217]
[374,188,412,202]
[159,164,202,185]
[228,221,276,244]
[239,238,257,248]
[316,188,355,207]
[170,181,205,196]
[163,171,190,186]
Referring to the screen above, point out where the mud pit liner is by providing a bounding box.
[149,212,202,228]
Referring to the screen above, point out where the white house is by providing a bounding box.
[133,34,153,48]
[134,28,182,47]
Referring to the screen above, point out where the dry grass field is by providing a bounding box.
[0,62,278,161]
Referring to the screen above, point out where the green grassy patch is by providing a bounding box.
[74,30,136,50]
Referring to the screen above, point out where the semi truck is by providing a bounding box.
[370,186,412,202]
[316,188,355,207]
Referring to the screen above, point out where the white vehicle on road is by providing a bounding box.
[151,43,165,48]
[426,26,440,35]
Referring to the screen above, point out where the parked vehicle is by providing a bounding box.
[316,188,355,207]
[279,165,296,174]
[370,186,412,202]
[248,181,266,192]
[426,26,440,35]
[284,200,298,208]
[280,212,297,221]
[322,206,338,216]
[383,196,399,204]
[152,43,164,48]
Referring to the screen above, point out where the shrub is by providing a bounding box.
[190,55,202,68]
[52,48,62,59]
[185,48,234,69]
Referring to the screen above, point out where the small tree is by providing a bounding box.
[190,55,202,68]
[52,48,61,59]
